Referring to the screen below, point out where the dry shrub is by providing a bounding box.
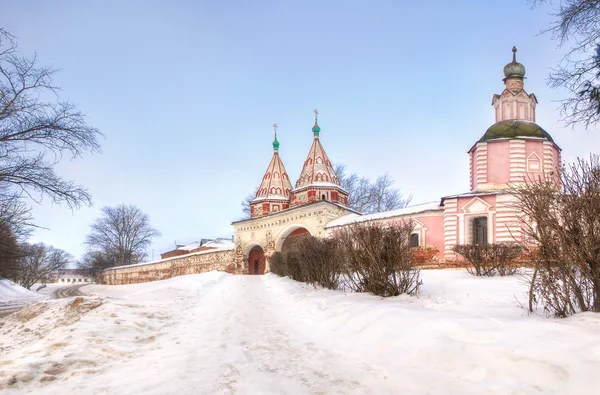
[337,221,422,297]
[515,156,600,317]
[269,251,287,277]
[453,244,522,277]
[271,221,422,297]
[295,237,343,290]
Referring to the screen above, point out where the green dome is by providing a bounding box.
[312,121,321,136]
[503,46,525,79]
[480,120,554,142]
[272,138,280,150]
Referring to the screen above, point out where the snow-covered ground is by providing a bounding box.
[0,279,48,313]
[0,270,598,394]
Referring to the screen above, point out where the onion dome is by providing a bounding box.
[503,46,526,79]
[479,120,554,143]
[312,120,321,136]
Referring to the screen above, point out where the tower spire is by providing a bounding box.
[272,123,279,150]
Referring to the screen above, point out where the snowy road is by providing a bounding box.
[1,270,599,394]
[161,276,394,394]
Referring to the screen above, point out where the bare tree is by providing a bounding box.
[15,243,71,289]
[77,250,115,277]
[335,164,412,214]
[0,184,34,239]
[0,28,102,209]
[0,222,20,279]
[84,204,160,267]
[370,174,413,213]
[530,0,600,127]
[240,187,258,219]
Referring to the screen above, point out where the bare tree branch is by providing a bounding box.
[0,28,102,210]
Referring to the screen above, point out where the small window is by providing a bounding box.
[409,233,419,247]
[473,216,488,245]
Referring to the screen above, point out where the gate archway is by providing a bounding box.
[280,227,311,259]
[248,245,266,275]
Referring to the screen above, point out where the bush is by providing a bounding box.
[337,221,422,297]
[295,237,343,290]
[453,244,522,277]
[269,251,287,277]
[516,156,600,316]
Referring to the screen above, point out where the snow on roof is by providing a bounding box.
[441,190,512,200]
[292,182,349,193]
[325,201,443,228]
[176,238,234,252]
[251,195,289,203]
[177,241,201,251]
[107,241,235,272]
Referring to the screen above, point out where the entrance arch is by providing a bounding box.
[248,245,266,275]
[280,227,311,259]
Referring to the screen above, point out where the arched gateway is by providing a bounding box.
[233,200,356,274]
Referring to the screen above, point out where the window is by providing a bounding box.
[473,216,488,244]
[527,153,541,172]
[409,233,419,247]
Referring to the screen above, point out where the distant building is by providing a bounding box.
[56,269,94,284]
[160,238,234,259]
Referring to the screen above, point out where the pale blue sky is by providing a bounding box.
[3,0,600,260]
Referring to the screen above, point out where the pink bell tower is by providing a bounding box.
[468,47,561,192]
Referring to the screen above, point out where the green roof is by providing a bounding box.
[480,120,554,143]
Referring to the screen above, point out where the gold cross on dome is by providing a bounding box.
[273,123,278,139]
[314,109,319,120]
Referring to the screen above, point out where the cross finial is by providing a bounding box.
[273,123,278,139]
[314,109,319,121]
[512,46,517,62]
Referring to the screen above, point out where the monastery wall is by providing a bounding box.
[100,249,235,285]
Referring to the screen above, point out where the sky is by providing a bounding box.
[2,0,600,262]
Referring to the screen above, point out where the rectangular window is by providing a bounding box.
[409,233,419,247]
[473,217,488,244]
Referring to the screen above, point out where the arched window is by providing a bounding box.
[473,216,488,245]
[527,153,541,172]
[409,233,419,247]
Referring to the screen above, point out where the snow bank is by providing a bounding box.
[1,270,598,394]
[263,270,600,394]
[0,279,47,307]
[0,272,230,393]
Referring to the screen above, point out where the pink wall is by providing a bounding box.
[486,141,511,185]
[412,214,445,261]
